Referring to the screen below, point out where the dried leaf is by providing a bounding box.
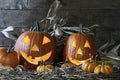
[107,44,120,60]
[59,68,66,74]
[1,26,25,41]
[1,31,18,40]
[47,0,60,18]
[2,26,14,32]
[98,39,116,52]
[98,40,120,66]
[108,44,120,56]
[38,0,61,32]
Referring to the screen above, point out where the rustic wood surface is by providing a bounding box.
[0,0,120,47]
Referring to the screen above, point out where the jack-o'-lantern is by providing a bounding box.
[14,22,56,69]
[64,33,97,66]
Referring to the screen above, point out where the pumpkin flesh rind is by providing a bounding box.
[82,60,99,72]
[14,31,56,69]
[94,65,101,74]
[64,33,97,66]
[94,64,113,75]
[0,48,19,68]
[36,65,54,72]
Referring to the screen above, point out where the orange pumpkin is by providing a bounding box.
[81,55,99,72]
[64,33,97,66]
[0,46,19,68]
[94,62,113,75]
[14,22,56,69]
[61,63,73,68]
[36,64,54,73]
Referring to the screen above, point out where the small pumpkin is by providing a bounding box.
[81,54,99,72]
[64,25,97,66]
[0,45,19,68]
[61,63,73,68]
[36,64,54,72]
[94,62,113,75]
[14,21,56,69]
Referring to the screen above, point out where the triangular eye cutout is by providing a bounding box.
[32,44,39,51]
[84,40,91,48]
[42,36,51,45]
[22,36,30,45]
[71,41,76,47]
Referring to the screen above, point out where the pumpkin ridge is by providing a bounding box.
[14,30,56,69]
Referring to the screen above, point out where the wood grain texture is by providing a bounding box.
[0,0,52,9]
[0,0,120,48]
[0,10,47,27]
[0,0,120,10]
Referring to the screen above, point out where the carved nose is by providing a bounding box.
[77,48,83,55]
[31,44,39,51]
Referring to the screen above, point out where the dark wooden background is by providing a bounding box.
[0,0,120,49]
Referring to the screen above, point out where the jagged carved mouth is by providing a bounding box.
[67,55,92,66]
[20,50,52,65]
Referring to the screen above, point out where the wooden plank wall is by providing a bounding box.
[0,0,120,48]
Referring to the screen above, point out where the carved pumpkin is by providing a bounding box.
[64,33,97,66]
[0,46,19,68]
[14,31,56,68]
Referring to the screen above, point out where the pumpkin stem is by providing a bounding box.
[79,24,83,33]
[65,57,68,63]
[89,53,92,63]
[7,44,12,53]
[34,21,41,32]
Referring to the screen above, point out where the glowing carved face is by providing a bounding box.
[64,33,97,66]
[14,31,56,66]
[21,35,52,65]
